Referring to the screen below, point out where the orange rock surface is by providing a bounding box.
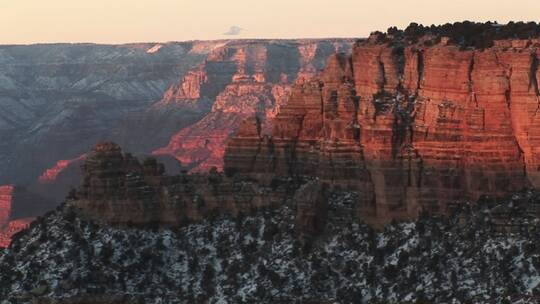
[38,154,87,184]
[153,40,354,172]
[225,39,540,226]
[0,218,33,248]
[0,186,34,248]
[0,185,14,229]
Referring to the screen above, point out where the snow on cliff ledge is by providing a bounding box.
[146,44,163,54]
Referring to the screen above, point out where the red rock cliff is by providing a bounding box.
[153,40,354,172]
[0,186,35,248]
[0,185,14,230]
[38,154,87,184]
[225,39,540,225]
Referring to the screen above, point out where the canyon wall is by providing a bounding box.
[225,38,540,225]
[0,186,14,230]
[0,39,354,246]
[0,185,44,247]
[38,155,87,184]
[0,42,210,185]
[1,185,25,247]
[0,40,353,193]
[153,40,353,172]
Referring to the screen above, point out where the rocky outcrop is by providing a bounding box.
[225,38,540,226]
[0,185,38,247]
[161,69,208,103]
[74,143,296,226]
[7,182,540,303]
[294,181,328,237]
[38,155,87,184]
[0,218,32,248]
[0,185,14,229]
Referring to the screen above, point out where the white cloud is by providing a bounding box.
[223,26,243,36]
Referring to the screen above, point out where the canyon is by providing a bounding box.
[0,39,354,246]
[4,26,540,242]
[225,35,540,226]
[5,22,540,303]
[70,31,540,230]
[152,40,352,172]
[0,39,352,185]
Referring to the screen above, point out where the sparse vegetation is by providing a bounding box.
[2,191,540,303]
[372,21,540,49]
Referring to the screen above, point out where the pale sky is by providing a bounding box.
[2,0,540,44]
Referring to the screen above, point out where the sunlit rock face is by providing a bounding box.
[0,185,44,248]
[153,81,291,172]
[153,40,354,172]
[225,38,540,226]
[0,218,32,248]
[38,155,87,184]
[0,186,29,247]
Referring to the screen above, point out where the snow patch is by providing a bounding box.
[146,44,163,54]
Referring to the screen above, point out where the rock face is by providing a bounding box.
[0,218,32,248]
[0,185,14,229]
[38,155,87,184]
[294,181,328,237]
[153,81,290,172]
[75,143,296,226]
[0,185,21,248]
[225,38,540,226]
[153,40,354,172]
[0,185,43,247]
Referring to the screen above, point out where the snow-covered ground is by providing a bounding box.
[1,192,540,303]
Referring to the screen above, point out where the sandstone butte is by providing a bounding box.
[224,37,540,226]
[69,141,328,237]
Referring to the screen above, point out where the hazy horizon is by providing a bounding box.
[2,0,540,45]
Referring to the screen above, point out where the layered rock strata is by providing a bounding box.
[0,40,354,247]
[225,38,540,225]
[153,40,354,171]
[74,143,301,226]
[38,155,87,184]
[0,186,35,247]
[0,185,14,229]
[0,41,211,186]
[0,218,32,248]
